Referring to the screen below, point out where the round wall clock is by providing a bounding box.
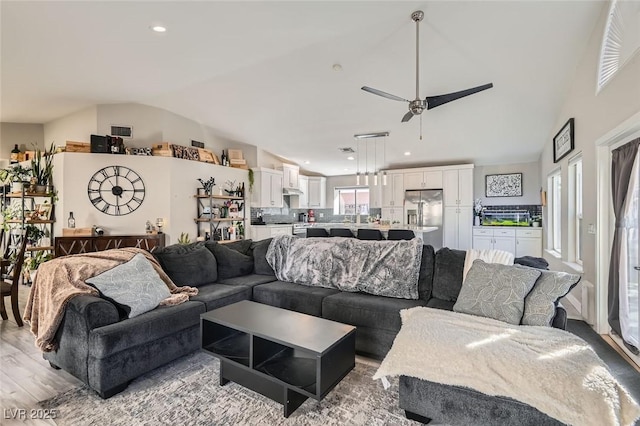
[87,166,145,216]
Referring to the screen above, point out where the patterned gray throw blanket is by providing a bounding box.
[266,235,423,299]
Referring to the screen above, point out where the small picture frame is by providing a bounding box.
[32,203,52,220]
[553,118,575,163]
[485,173,523,197]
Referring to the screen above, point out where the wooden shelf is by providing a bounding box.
[194,194,243,200]
[26,246,54,252]
[195,217,246,223]
[6,219,55,224]
[6,192,55,198]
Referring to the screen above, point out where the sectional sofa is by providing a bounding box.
[44,237,566,409]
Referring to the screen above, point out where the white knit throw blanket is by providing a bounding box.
[374,307,640,426]
[463,248,514,281]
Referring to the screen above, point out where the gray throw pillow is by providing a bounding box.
[432,247,466,302]
[206,242,254,279]
[154,245,217,287]
[519,266,581,326]
[86,253,171,318]
[453,259,541,325]
[251,238,275,276]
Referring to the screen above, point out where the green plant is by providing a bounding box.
[0,164,31,183]
[247,169,254,193]
[25,224,45,244]
[25,251,53,270]
[31,142,55,186]
[178,232,191,244]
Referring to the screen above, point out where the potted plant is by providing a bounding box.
[30,142,55,193]
[25,224,45,246]
[0,164,32,193]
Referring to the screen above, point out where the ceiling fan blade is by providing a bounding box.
[425,83,494,110]
[362,86,409,103]
[401,111,414,122]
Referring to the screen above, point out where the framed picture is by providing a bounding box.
[485,173,523,197]
[31,203,52,220]
[553,118,575,163]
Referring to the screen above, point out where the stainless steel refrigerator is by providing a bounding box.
[404,189,443,250]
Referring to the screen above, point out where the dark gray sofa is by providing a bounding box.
[45,237,566,418]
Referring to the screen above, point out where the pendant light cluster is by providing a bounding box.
[354,131,389,186]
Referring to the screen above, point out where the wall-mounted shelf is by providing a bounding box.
[194,188,246,242]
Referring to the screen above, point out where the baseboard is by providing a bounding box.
[563,293,582,319]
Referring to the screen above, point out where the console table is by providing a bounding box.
[54,234,166,257]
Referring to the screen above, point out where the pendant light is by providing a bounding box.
[383,134,388,185]
[356,138,361,185]
[373,140,379,186]
[364,140,369,186]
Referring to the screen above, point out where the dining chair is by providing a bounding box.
[387,229,416,240]
[1,232,28,327]
[357,229,384,240]
[306,228,329,238]
[329,228,354,238]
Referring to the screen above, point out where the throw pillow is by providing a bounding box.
[86,253,171,318]
[251,238,275,276]
[210,239,253,255]
[417,244,436,301]
[154,245,217,287]
[519,266,581,326]
[453,259,541,325]
[206,242,254,279]
[431,247,466,302]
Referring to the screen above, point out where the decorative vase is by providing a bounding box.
[474,216,481,226]
[11,181,23,193]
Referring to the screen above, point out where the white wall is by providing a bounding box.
[474,162,541,205]
[539,4,640,315]
[52,152,249,245]
[44,106,98,147]
[0,123,45,162]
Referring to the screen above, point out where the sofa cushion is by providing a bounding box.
[251,238,275,276]
[189,283,252,311]
[453,260,541,325]
[418,245,436,301]
[426,298,456,311]
[154,244,217,287]
[432,247,466,302]
[206,242,254,279]
[217,273,278,289]
[519,267,581,326]
[322,292,427,333]
[206,239,253,256]
[252,280,340,317]
[89,300,205,358]
[86,253,171,318]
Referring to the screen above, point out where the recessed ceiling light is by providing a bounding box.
[304,160,310,164]
[344,168,350,171]
[150,25,167,33]
[332,63,343,71]
[347,156,354,161]
[404,151,411,156]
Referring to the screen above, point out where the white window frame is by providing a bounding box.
[547,170,562,255]
[568,155,583,267]
[333,187,370,216]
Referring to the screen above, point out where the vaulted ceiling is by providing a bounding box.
[1,1,604,175]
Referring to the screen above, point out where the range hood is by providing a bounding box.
[283,188,303,196]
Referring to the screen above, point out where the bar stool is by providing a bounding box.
[357,229,384,240]
[387,229,416,240]
[306,228,329,238]
[329,228,354,238]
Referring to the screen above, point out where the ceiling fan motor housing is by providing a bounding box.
[409,99,425,115]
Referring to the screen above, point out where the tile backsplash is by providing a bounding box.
[250,207,381,224]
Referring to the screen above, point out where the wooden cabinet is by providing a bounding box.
[444,206,473,250]
[54,234,165,257]
[307,177,326,208]
[252,168,283,208]
[472,228,516,253]
[281,164,300,189]
[404,170,443,190]
[443,168,473,207]
[381,172,404,208]
[516,228,543,257]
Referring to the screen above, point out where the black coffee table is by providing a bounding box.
[201,300,356,417]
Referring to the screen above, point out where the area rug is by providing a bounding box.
[39,352,419,425]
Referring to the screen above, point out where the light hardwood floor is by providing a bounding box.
[1,283,82,425]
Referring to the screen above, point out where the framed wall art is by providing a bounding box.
[485,173,523,197]
[553,118,574,163]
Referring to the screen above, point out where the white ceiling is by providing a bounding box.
[1,1,604,176]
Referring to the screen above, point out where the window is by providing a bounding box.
[548,171,562,254]
[333,187,369,215]
[569,157,583,265]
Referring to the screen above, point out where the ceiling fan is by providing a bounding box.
[362,10,493,123]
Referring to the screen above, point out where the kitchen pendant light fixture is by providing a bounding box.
[382,134,388,186]
[356,138,361,185]
[354,131,389,187]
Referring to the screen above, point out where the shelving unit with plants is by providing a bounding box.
[194,186,246,244]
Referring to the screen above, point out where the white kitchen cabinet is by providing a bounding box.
[444,206,473,250]
[443,168,474,207]
[381,172,404,208]
[404,170,443,190]
[251,225,292,241]
[307,177,326,208]
[473,228,516,253]
[516,228,543,257]
[381,207,404,224]
[281,164,300,189]
[298,175,309,208]
[251,168,283,208]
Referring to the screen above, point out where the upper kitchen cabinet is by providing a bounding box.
[404,170,443,190]
[443,166,474,207]
[307,176,326,208]
[251,168,283,208]
[281,164,300,190]
[381,172,404,208]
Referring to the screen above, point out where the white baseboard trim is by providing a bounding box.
[565,293,582,319]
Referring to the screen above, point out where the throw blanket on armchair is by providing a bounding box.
[373,307,640,426]
[266,234,423,299]
[24,248,198,352]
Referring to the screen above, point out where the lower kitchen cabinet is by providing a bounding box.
[472,227,542,257]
